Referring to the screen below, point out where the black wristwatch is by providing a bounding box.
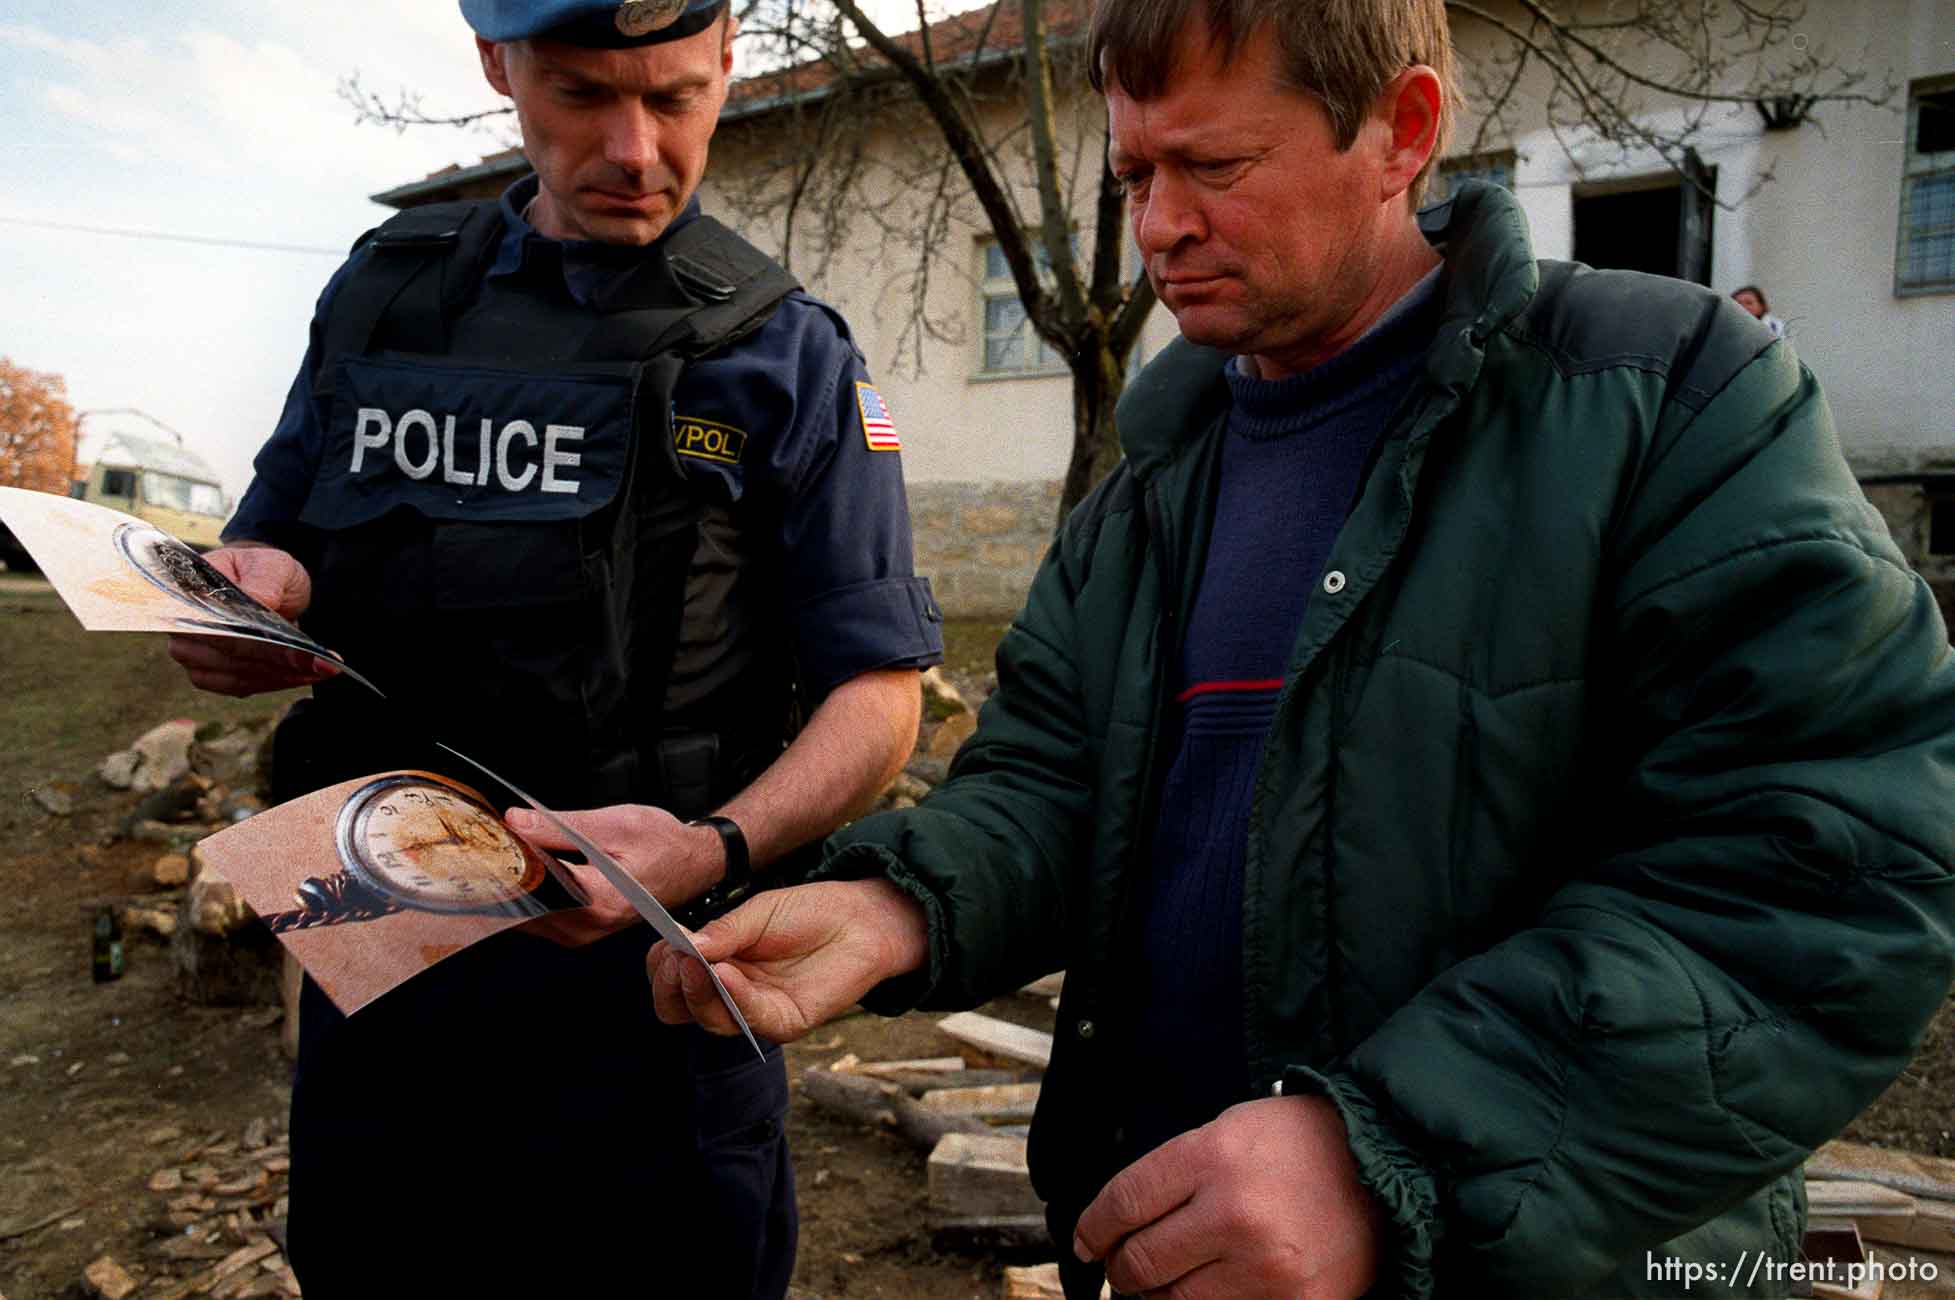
[679,815,753,927]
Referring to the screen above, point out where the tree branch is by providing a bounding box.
[337,72,516,134]
[828,0,1052,343]
[1021,0,1087,333]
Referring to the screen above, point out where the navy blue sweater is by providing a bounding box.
[1120,273,1442,1162]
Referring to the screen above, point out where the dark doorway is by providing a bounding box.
[1571,157,1717,285]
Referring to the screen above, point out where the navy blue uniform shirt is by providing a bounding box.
[229,174,943,697]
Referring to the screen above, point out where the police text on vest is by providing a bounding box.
[351,408,583,494]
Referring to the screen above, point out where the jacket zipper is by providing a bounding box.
[1086,475,1185,1156]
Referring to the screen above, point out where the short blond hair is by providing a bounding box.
[1089,0,1457,206]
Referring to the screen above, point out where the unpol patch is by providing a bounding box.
[672,414,748,466]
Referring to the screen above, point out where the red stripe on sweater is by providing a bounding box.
[1176,678,1286,704]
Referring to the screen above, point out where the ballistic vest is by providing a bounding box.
[277,200,802,817]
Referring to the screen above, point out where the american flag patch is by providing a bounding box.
[855,382,901,452]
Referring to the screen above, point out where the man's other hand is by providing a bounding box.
[508,804,723,948]
[166,544,337,696]
[1072,1095,1384,1300]
[648,879,927,1042]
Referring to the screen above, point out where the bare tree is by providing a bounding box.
[342,0,1888,525]
[1450,0,1892,193]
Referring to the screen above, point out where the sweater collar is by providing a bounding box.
[1222,264,1442,438]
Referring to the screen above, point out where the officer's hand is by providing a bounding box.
[507,804,724,948]
[166,545,339,697]
[647,879,927,1041]
[1072,1095,1384,1300]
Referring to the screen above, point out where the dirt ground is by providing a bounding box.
[0,572,1037,1299]
[5,569,1955,1299]
[0,805,1051,1300]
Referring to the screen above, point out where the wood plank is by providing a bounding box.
[830,1054,1037,1095]
[928,1132,1042,1222]
[1807,1180,1919,1246]
[1804,1219,1868,1265]
[799,1068,990,1150]
[848,1055,961,1071]
[1804,1219,1882,1300]
[1004,1263,1066,1300]
[1018,973,1065,1000]
[882,1067,1041,1096]
[935,1012,1053,1070]
[841,1055,967,1076]
[184,1239,278,1295]
[1810,1142,1955,1202]
[933,1214,1052,1252]
[1002,1262,1111,1299]
[1896,1199,1955,1252]
[917,1082,1041,1125]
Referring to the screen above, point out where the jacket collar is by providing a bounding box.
[1416,180,1540,396]
[1114,180,1541,480]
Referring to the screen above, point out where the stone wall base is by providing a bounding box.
[910,480,1062,620]
[913,473,1955,628]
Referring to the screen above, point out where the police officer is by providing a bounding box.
[168,1,942,1294]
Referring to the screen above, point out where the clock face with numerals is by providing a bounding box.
[333,775,549,914]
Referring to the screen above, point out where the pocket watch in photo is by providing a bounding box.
[263,773,580,932]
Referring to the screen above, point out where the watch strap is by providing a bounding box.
[680,814,753,927]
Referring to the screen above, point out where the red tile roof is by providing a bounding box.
[726,0,1088,112]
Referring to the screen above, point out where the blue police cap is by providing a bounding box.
[461,0,728,47]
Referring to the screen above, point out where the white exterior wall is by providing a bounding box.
[700,80,1177,486]
[1456,0,1954,464]
[701,0,1952,488]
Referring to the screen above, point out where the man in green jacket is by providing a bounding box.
[631,0,1955,1295]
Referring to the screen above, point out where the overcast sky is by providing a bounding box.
[0,0,932,505]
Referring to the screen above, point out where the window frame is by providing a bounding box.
[1430,149,1518,205]
[974,236,1071,380]
[1896,74,1955,298]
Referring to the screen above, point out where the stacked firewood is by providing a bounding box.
[796,976,1085,1299]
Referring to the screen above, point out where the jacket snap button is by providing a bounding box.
[1323,570,1347,595]
[1076,1019,1096,1040]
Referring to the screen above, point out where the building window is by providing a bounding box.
[1429,149,1516,204]
[1898,76,1955,297]
[978,238,1068,377]
[1930,496,1955,557]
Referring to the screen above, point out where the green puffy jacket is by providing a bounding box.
[820,182,1955,1298]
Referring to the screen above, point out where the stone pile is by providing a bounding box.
[80,1117,298,1300]
[77,717,287,1008]
[103,718,271,853]
[871,666,984,814]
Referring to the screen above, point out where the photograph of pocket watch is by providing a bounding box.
[262,773,584,932]
[115,522,303,637]
[112,520,371,687]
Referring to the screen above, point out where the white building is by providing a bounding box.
[378,0,1954,616]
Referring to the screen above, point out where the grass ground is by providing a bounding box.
[0,579,303,844]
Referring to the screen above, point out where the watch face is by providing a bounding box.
[114,522,287,630]
[334,774,550,915]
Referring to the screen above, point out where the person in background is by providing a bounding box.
[1733,283,1789,336]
